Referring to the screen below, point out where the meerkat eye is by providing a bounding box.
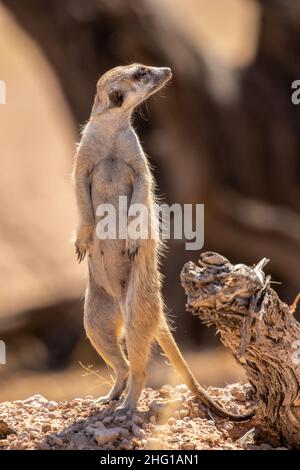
[133,67,148,80]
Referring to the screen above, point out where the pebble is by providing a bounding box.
[48,435,63,446]
[180,409,189,418]
[132,423,146,439]
[115,415,126,423]
[46,401,58,411]
[94,427,122,445]
[168,417,176,425]
[182,442,195,450]
[145,438,164,450]
[150,399,183,424]
[119,439,133,450]
[102,416,113,425]
[175,384,188,393]
[132,414,144,425]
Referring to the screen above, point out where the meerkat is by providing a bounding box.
[73,64,254,420]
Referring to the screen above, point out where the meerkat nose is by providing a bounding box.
[161,67,172,79]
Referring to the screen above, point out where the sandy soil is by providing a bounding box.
[0,383,287,450]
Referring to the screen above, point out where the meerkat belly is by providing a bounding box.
[89,157,133,298]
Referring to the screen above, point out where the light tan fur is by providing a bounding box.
[73,64,253,420]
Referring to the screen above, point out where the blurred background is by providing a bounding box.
[0,0,299,401]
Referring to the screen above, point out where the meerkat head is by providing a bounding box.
[91,64,172,116]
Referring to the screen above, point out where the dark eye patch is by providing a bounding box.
[133,67,148,80]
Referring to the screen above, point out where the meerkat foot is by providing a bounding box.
[96,373,129,405]
[114,402,135,414]
[95,394,114,405]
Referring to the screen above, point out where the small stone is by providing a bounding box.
[145,438,164,450]
[158,385,172,398]
[70,432,88,450]
[181,442,195,450]
[175,384,188,393]
[94,427,121,445]
[167,417,176,425]
[119,439,132,450]
[132,423,146,439]
[222,421,234,431]
[206,420,215,426]
[150,399,182,424]
[38,442,51,450]
[46,401,58,411]
[230,384,246,402]
[41,423,52,433]
[48,435,63,446]
[85,426,96,435]
[174,424,184,432]
[180,409,189,419]
[115,415,126,423]
[10,440,24,450]
[119,428,130,438]
[102,417,113,425]
[132,414,144,425]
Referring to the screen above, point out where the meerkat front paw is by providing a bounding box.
[75,224,93,263]
[126,238,140,261]
[75,239,88,263]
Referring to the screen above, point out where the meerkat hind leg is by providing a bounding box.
[84,284,129,404]
[115,294,161,413]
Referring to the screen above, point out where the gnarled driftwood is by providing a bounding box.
[181,251,300,449]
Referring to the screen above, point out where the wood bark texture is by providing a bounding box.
[181,251,300,448]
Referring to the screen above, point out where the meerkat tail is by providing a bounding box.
[156,323,255,422]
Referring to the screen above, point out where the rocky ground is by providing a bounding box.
[0,383,287,450]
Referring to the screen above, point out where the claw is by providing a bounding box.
[128,247,139,261]
[75,243,86,263]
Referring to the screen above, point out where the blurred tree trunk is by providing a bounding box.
[3,0,300,345]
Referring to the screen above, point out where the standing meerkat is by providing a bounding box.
[74,64,254,420]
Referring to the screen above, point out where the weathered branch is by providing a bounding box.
[181,251,300,449]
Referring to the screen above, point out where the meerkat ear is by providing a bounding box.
[108,89,124,107]
[91,94,101,115]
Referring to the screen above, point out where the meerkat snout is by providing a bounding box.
[157,66,172,79]
[148,66,172,92]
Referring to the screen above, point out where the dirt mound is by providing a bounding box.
[0,383,287,450]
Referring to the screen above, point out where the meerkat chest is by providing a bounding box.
[90,156,133,200]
